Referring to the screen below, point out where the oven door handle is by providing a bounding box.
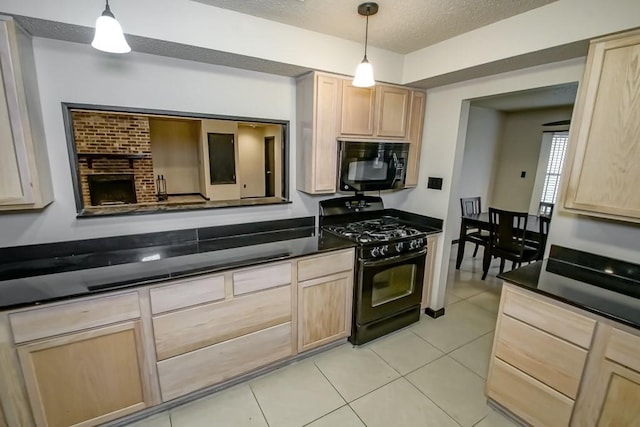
[361,248,427,267]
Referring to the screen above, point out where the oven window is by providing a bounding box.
[347,159,389,181]
[371,264,416,307]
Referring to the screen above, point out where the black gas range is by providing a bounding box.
[320,196,429,345]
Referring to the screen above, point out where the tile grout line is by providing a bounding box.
[248,384,272,427]
[401,376,464,427]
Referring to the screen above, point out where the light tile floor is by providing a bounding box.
[129,244,519,427]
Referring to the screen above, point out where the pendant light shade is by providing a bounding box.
[353,2,378,88]
[91,0,131,54]
[353,59,375,88]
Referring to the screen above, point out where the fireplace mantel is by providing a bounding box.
[77,152,149,169]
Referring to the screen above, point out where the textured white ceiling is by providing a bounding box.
[471,82,578,112]
[192,0,558,54]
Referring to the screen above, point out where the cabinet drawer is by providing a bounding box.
[153,285,291,360]
[233,262,291,295]
[150,273,225,314]
[488,358,573,426]
[10,293,140,343]
[502,286,595,348]
[496,315,587,398]
[605,327,640,372]
[297,249,354,282]
[157,322,292,401]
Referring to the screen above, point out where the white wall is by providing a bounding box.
[459,106,503,207]
[491,107,573,211]
[0,38,314,247]
[384,57,587,310]
[149,118,200,195]
[0,0,404,84]
[238,126,266,198]
[403,0,640,83]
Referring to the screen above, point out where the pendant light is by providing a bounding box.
[91,0,131,54]
[353,2,378,88]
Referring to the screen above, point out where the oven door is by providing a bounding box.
[357,248,426,325]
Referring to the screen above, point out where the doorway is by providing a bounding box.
[264,136,275,197]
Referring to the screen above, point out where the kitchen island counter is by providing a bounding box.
[498,245,640,329]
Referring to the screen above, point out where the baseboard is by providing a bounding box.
[425,307,445,318]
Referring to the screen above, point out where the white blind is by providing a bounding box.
[540,131,568,204]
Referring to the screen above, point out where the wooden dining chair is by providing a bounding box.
[482,208,538,280]
[538,202,554,217]
[460,197,490,257]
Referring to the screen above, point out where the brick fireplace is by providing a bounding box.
[72,111,156,206]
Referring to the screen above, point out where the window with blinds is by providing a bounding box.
[540,131,568,203]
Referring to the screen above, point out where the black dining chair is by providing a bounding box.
[482,208,538,280]
[538,202,554,217]
[459,197,490,258]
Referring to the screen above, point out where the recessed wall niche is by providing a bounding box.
[63,104,289,217]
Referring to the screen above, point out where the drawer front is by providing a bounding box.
[496,315,587,399]
[605,327,640,372]
[502,286,595,348]
[488,358,573,427]
[157,322,292,401]
[153,285,291,360]
[150,273,225,314]
[10,293,140,343]
[233,262,291,296]
[297,249,354,282]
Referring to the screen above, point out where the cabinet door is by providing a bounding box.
[593,362,640,427]
[405,91,426,187]
[562,29,640,222]
[0,21,33,205]
[340,83,375,136]
[298,271,353,352]
[312,74,342,193]
[375,85,410,138]
[17,321,153,427]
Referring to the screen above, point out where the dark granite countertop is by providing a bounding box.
[498,246,640,329]
[0,220,356,311]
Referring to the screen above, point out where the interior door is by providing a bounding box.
[264,136,275,197]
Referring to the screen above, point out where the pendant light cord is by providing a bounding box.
[363,10,369,61]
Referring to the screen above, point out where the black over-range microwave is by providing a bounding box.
[338,140,410,192]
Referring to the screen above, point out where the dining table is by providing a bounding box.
[455,212,546,270]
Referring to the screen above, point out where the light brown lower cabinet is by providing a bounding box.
[157,322,293,401]
[489,358,574,426]
[297,271,353,352]
[488,284,640,427]
[17,321,153,427]
[0,402,6,427]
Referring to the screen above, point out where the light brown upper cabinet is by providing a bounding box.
[405,91,426,188]
[0,17,52,211]
[375,85,411,138]
[296,71,426,194]
[561,28,640,222]
[340,82,376,136]
[340,83,412,139]
[296,72,342,194]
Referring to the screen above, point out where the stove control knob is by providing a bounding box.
[409,240,416,250]
[370,247,380,258]
[395,242,404,252]
[380,245,389,256]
